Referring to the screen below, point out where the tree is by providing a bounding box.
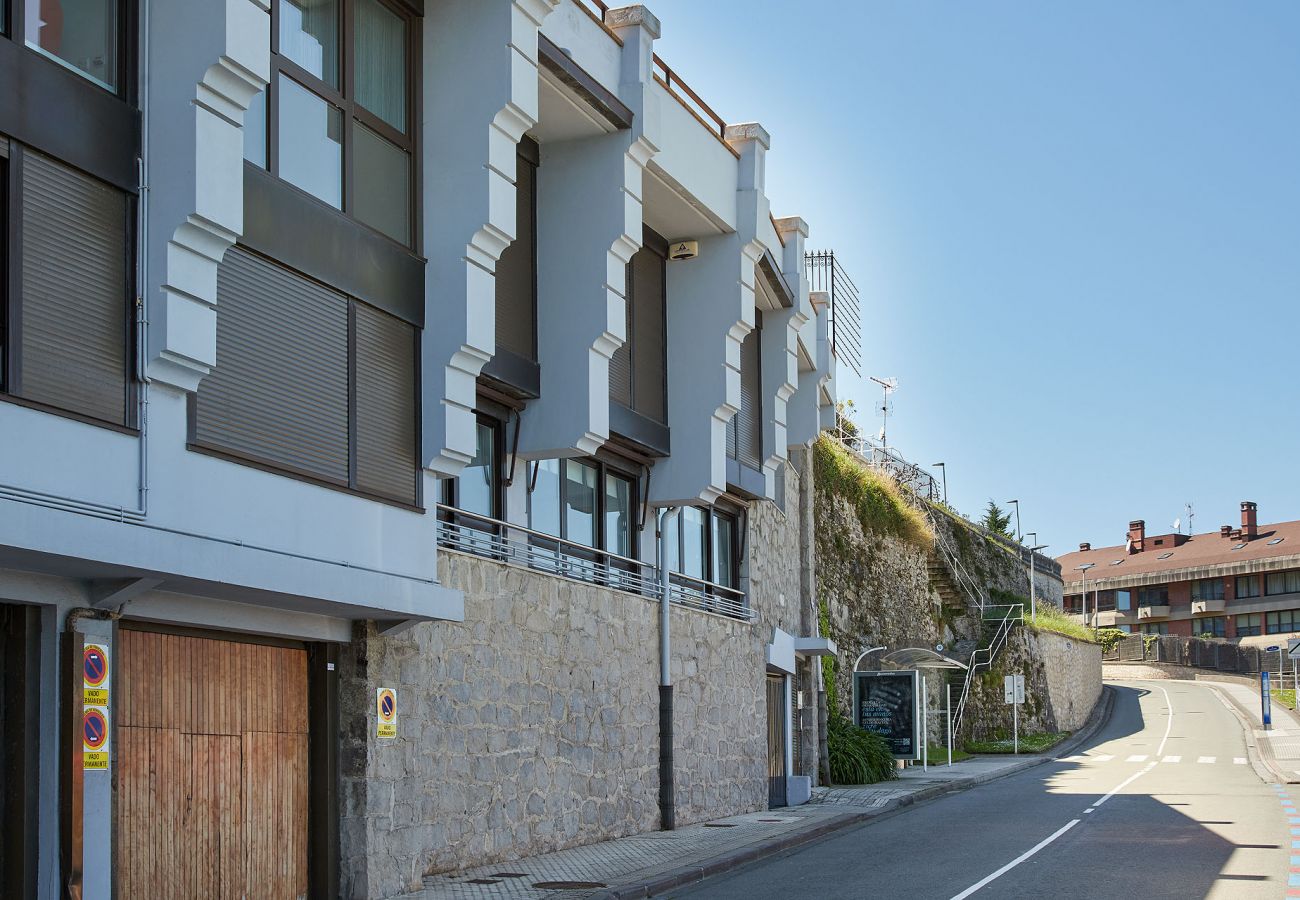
[981,499,1014,538]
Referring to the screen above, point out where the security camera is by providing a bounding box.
[668,240,699,261]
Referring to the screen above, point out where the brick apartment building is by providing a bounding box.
[1058,502,1300,641]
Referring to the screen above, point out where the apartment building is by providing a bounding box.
[0,1,843,897]
[1058,502,1300,642]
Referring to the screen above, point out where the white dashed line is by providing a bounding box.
[1197,756,1216,764]
[1162,756,1181,763]
[1092,754,1114,762]
[1234,757,1247,765]
[1125,755,1149,763]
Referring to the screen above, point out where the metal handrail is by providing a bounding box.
[434,504,752,621]
[953,603,1024,738]
[572,0,624,46]
[651,54,740,158]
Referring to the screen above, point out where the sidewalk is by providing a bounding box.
[400,690,1114,900]
[1203,677,1300,784]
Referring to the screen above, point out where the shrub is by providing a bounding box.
[814,436,933,551]
[826,710,898,785]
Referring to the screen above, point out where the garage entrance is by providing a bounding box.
[115,627,309,898]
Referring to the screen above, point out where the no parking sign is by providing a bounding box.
[376,688,397,739]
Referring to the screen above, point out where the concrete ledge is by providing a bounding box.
[589,686,1116,900]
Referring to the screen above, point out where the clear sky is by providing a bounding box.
[647,0,1300,556]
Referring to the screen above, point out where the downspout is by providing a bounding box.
[657,505,679,831]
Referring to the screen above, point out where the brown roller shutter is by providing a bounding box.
[18,149,129,425]
[354,303,418,504]
[609,259,633,406]
[195,248,349,484]
[495,147,536,361]
[735,314,762,469]
[630,247,666,423]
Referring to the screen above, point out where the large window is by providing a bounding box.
[1266,609,1300,635]
[1,141,133,428]
[1266,570,1300,596]
[1191,578,1224,602]
[664,506,740,592]
[246,0,417,246]
[1139,622,1168,635]
[1115,589,1131,611]
[528,457,639,560]
[1236,575,1261,600]
[21,0,122,92]
[1137,585,1169,608]
[1193,616,1226,639]
[442,417,501,519]
[1236,613,1262,637]
[193,247,418,505]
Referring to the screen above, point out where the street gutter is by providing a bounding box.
[589,686,1117,900]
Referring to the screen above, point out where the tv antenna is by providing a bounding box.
[1174,503,1193,536]
[869,376,897,447]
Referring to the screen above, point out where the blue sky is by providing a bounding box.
[647,0,1300,555]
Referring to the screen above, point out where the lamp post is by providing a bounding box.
[932,462,947,506]
[1026,533,1048,621]
[1076,562,1096,631]
[1007,499,1021,542]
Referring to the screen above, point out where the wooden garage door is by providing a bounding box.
[116,630,309,900]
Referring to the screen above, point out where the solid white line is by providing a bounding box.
[1094,763,1156,809]
[947,819,1081,900]
[1156,685,1174,757]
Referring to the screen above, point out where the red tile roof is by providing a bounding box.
[1057,519,1300,589]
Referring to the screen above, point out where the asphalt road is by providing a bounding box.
[669,681,1293,899]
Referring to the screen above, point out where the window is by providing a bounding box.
[1193,616,1226,639]
[1269,537,1285,546]
[443,418,500,519]
[1236,613,1262,637]
[1139,622,1168,635]
[528,457,640,560]
[22,0,121,91]
[610,231,668,425]
[1267,570,1300,596]
[664,506,741,593]
[1236,575,1261,600]
[1157,552,1174,560]
[193,247,418,505]
[247,0,417,246]
[1137,586,1169,608]
[1063,595,1082,614]
[1267,609,1300,635]
[1115,589,1131,611]
[1190,578,1224,603]
[726,310,762,469]
[1,143,133,428]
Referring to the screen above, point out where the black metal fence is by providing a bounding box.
[805,250,862,378]
[1106,634,1294,676]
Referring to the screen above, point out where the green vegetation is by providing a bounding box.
[814,436,933,551]
[1026,604,1096,643]
[964,731,1070,754]
[1096,628,1127,655]
[1272,689,1296,710]
[819,600,838,710]
[827,710,898,785]
[979,500,1015,538]
[925,742,973,764]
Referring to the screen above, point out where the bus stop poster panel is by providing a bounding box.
[853,670,921,760]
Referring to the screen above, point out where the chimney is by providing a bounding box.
[1242,501,1258,540]
[1079,542,1091,552]
[1127,520,1145,553]
[1220,525,1232,539]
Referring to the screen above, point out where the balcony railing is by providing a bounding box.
[435,504,752,621]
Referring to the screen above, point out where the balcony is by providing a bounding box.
[1137,604,1171,620]
[1191,598,1226,615]
[1095,609,1137,627]
[435,505,751,622]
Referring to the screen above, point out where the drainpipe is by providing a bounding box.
[658,506,679,831]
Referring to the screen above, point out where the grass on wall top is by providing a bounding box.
[814,436,934,551]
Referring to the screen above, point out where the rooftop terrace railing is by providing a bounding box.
[806,250,863,378]
[436,504,752,622]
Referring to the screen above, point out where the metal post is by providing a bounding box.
[921,674,928,772]
[657,507,679,831]
[1013,692,1019,755]
[946,683,953,767]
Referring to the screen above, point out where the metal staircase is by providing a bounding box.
[952,603,1024,738]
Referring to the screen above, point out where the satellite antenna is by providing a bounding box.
[869,376,897,447]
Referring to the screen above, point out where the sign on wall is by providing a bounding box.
[376,687,397,739]
[853,670,920,760]
[83,642,111,770]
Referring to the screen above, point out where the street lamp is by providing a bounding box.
[932,463,948,506]
[1076,562,1096,630]
[1026,532,1048,620]
[1007,499,1021,542]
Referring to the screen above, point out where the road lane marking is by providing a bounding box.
[1125,755,1149,762]
[1197,756,1216,764]
[1092,754,1114,762]
[1234,757,1247,765]
[1094,763,1157,809]
[1162,756,1181,763]
[1156,686,1174,757]
[946,819,1081,900]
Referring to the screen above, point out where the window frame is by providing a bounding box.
[1236,612,1262,637]
[1236,574,1261,600]
[1267,570,1300,597]
[666,503,742,594]
[1190,577,1225,603]
[1137,585,1169,608]
[526,454,642,561]
[5,0,135,101]
[441,412,504,523]
[259,0,420,249]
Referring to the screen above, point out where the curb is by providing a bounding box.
[589,686,1117,900]
[1198,680,1299,785]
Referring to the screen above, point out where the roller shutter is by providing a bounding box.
[18,149,130,424]
[355,303,417,502]
[727,314,762,469]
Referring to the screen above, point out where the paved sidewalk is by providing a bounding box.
[402,755,1060,900]
[1204,678,1300,783]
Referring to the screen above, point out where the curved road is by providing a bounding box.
[670,680,1292,899]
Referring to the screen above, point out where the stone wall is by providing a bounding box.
[960,629,1101,740]
[337,455,813,899]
